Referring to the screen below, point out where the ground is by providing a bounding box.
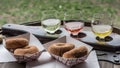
[0,0,120,27]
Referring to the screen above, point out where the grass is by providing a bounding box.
[0,0,120,27]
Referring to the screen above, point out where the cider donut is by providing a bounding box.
[62,46,88,58]
[14,46,39,56]
[6,38,29,49]
[48,43,75,56]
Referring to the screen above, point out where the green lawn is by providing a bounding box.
[0,0,120,27]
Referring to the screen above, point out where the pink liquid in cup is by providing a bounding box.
[65,22,84,35]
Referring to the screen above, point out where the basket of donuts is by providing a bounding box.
[4,33,45,62]
[43,36,93,67]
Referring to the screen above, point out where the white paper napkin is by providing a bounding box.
[0,44,17,62]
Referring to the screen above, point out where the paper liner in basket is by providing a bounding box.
[14,52,41,62]
[4,33,44,62]
[43,36,93,66]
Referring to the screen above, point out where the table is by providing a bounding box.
[99,61,120,68]
[1,21,120,68]
[0,52,120,68]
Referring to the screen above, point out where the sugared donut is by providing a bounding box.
[62,46,88,58]
[14,46,39,56]
[6,38,29,49]
[48,43,75,56]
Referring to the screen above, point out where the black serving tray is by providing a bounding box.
[1,20,120,52]
[79,31,120,52]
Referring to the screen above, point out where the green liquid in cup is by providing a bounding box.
[41,19,61,34]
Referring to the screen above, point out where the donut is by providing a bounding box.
[62,46,88,58]
[48,43,75,56]
[6,38,29,49]
[14,46,39,56]
[0,35,2,43]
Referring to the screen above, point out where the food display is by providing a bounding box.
[3,32,92,66]
[48,43,88,58]
[62,46,88,58]
[6,38,29,50]
[43,36,92,66]
[48,43,75,56]
[5,34,41,62]
[14,46,39,56]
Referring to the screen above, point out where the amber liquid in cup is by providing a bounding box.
[92,25,112,39]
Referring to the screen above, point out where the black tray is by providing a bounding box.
[2,20,120,52]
